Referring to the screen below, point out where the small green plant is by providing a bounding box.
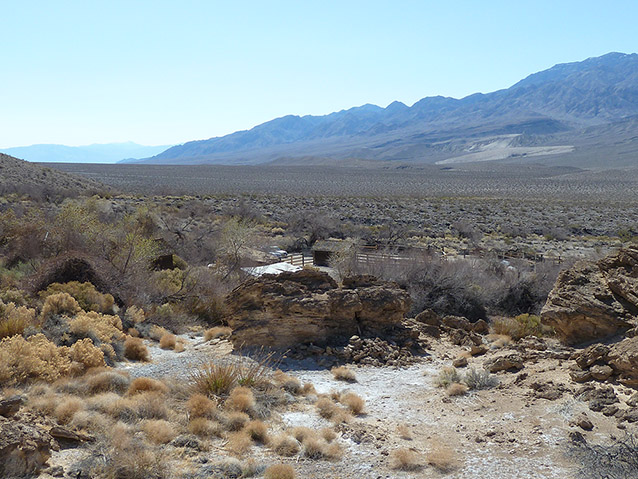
[462,368,499,390]
[191,361,241,396]
[435,367,461,388]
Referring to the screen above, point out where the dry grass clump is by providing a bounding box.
[0,300,36,339]
[124,337,150,361]
[191,361,240,396]
[188,417,224,437]
[291,426,316,443]
[70,410,111,434]
[54,396,86,424]
[0,333,71,385]
[397,424,412,440]
[41,281,115,314]
[331,366,356,383]
[273,370,302,395]
[320,428,337,443]
[339,392,365,415]
[128,377,168,396]
[270,434,300,456]
[427,442,458,472]
[226,386,255,412]
[227,431,253,456]
[132,392,170,420]
[148,325,169,341]
[159,332,177,350]
[302,382,317,396]
[141,419,177,444]
[245,419,269,443]
[40,292,81,318]
[186,393,218,419]
[174,339,185,353]
[86,392,124,416]
[488,333,512,348]
[264,464,295,479]
[390,447,422,471]
[204,326,232,341]
[302,437,343,460]
[435,367,461,388]
[86,369,130,394]
[316,397,338,419]
[222,411,250,431]
[69,338,106,371]
[446,382,469,397]
[99,426,168,479]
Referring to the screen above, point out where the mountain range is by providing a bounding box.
[0,142,171,164]
[130,52,638,168]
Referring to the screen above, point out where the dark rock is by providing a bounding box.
[589,364,614,381]
[574,344,610,369]
[0,395,25,417]
[472,319,490,335]
[0,417,54,478]
[452,357,468,368]
[415,309,441,327]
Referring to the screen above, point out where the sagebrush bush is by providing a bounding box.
[41,292,81,318]
[463,368,499,390]
[69,338,106,371]
[0,333,71,384]
[124,337,149,361]
[41,281,115,314]
[0,300,36,339]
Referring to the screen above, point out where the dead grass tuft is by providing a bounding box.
[124,337,149,361]
[316,397,338,419]
[159,332,177,350]
[320,428,337,443]
[223,411,250,431]
[339,392,365,415]
[331,366,356,383]
[186,393,217,419]
[204,326,232,341]
[446,382,468,396]
[227,431,253,456]
[427,442,459,472]
[390,447,422,471]
[132,392,170,420]
[55,396,86,424]
[128,377,168,396]
[141,419,177,444]
[188,417,224,437]
[245,419,268,443]
[270,434,300,456]
[225,386,255,412]
[264,464,295,479]
[86,369,130,395]
[273,370,302,395]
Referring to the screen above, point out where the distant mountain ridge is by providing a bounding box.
[1,142,172,164]
[133,52,638,167]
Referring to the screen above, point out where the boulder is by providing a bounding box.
[225,270,411,348]
[0,417,55,477]
[541,248,638,344]
[484,354,524,373]
[607,336,638,386]
[574,344,610,369]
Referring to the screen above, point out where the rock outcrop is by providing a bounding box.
[607,336,638,387]
[0,416,55,478]
[224,270,411,348]
[541,248,638,344]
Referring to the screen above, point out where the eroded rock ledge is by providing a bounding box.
[224,270,411,348]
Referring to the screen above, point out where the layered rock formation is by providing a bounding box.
[224,271,410,348]
[541,247,638,344]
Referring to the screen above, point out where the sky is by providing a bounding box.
[2,1,638,148]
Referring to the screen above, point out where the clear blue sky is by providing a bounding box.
[2,1,637,148]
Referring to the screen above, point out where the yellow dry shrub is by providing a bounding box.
[159,332,176,350]
[186,393,218,419]
[41,282,115,314]
[68,311,124,344]
[69,338,106,370]
[141,419,177,444]
[125,305,145,324]
[0,333,71,385]
[123,337,149,361]
[55,396,86,424]
[41,292,81,318]
[225,386,255,412]
[0,300,37,339]
[148,324,168,341]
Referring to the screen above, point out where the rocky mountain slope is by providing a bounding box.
[132,52,638,167]
[1,142,171,164]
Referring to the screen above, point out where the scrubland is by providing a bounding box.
[2,165,638,478]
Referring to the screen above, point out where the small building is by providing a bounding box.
[311,239,344,267]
